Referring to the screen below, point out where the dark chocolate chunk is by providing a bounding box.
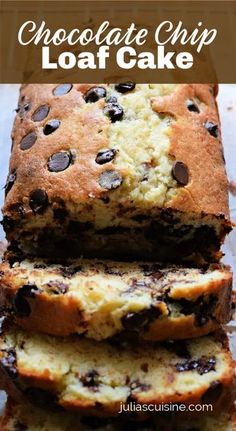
[122,305,162,331]
[32,104,50,122]
[84,86,106,103]
[53,84,72,96]
[5,170,17,196]
[178,294,218,327]
[176,356,216,375]
[95,149,116,165]
[29,189,48,213]
[46,281,69,295]
[204,121,218,138]
[48,151,72,172]
[103,103,124,122]
[186,100,200,113]
[172,161,189,186]
[13,284,39,317]
[201,381,223,404]
[99,170,123,190]
[115,82,136,93]
[130,379,151,392]
[80,370,100,391]
[0,349,17,378]
[43,119,61,135]
[20,132,37,150]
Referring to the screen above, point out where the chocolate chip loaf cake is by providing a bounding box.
[2,84,231,263]
[0,325,234,416]
[0,259,232,340]
[1,399,236,431]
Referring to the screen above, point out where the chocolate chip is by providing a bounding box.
[162,340,191,359]
[122,305,162,332]
[99,170,123,190]
[43,119,61,135]
[29,189,48,213]
[53,84,72,96]
[130,379,151,392]
[0,349,17,378]
[80,370,100,391]
[84,86,106,103]
[13,284,39,317]
[115,82,136,93]
[186,100,200,113]
[32,104,50,122]
[48,151,72,172]
[172,161,189,186]
[176,356,216,375]
[141,363,149,373]
[5,170,16,196]
[46,281,68,295]
[178,294,218,327]
[204,121,218,138]
[95,149,116,165]
[106,96,117,103]
[20,132,37,150]
[16,100,31,119]
[201,381,223,404]
[103,103,124,122]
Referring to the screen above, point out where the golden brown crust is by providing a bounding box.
[0,259,232,340]
[152,84,229,218]
[2,84,230,264]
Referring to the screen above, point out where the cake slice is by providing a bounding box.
[1,398,235,431]
[2,84,231,263]
[0,324,234,416]
[0,259,232,340]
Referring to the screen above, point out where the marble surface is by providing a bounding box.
[0,84,235,416]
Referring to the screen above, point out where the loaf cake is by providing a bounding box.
[0,324,234,416]
[1,399,236,431]
[0,258,232,340]
[2,84,231,263]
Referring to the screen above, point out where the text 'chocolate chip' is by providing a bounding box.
[103,103,124,123]
[5,170,16,196]
[20,132,37,150]
[43,119,61,135]
[99,170,123,190]
[204,121,218,138]
[95,149,116,165]
[115,82,136,93]
[32,104,50,122]
[29,189,48,213]
[172,161,189,186]
[48,151,72,172]
[84,86,106,103]
[53,84,73,96]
